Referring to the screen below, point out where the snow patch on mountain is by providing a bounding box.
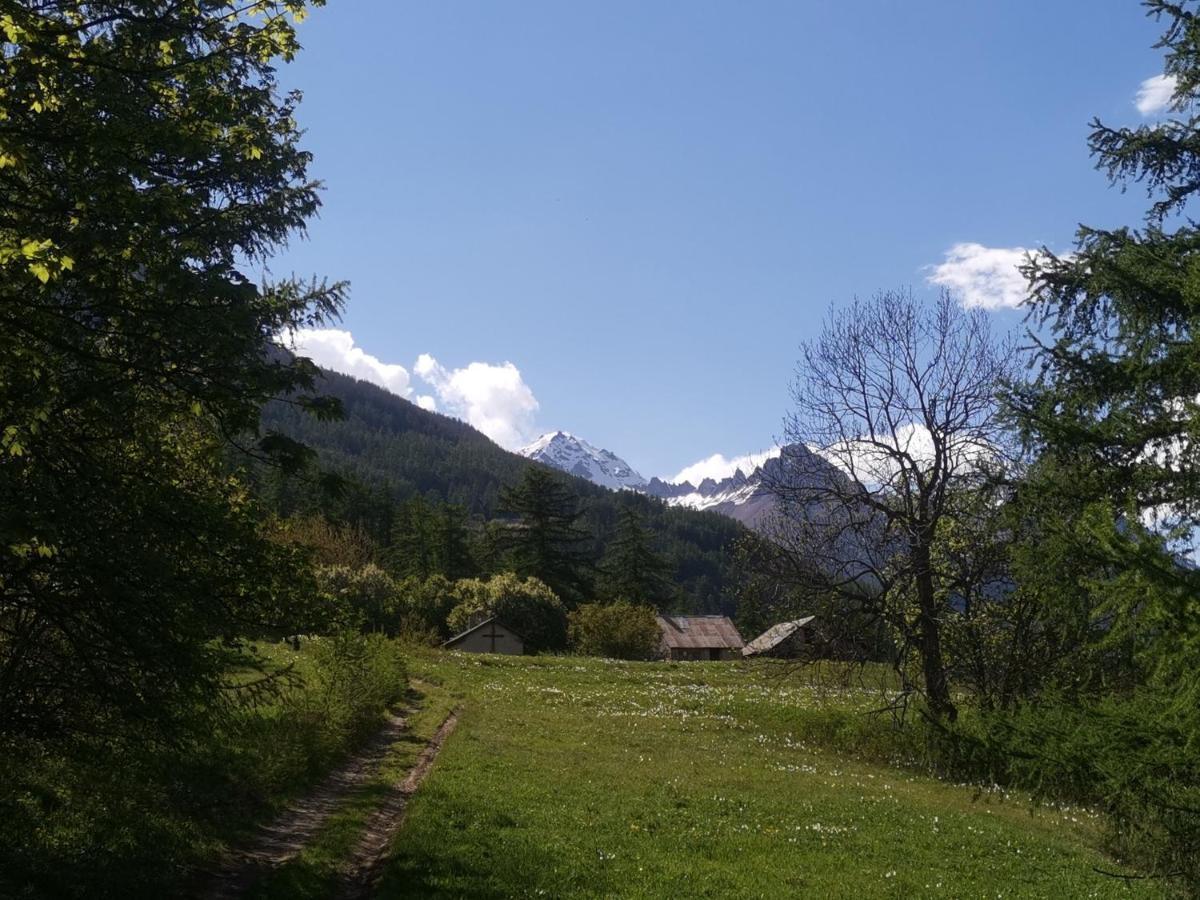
[518,431,648,491]
[671,447,781,486]
[644,462,776,526]
[658,480,760,513]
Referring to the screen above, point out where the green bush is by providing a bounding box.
[446,573,568,653]
[301,631,407,745]
[315,564,402,634]
[569,601,661,660]
[395,574,459,639]
[933,683,1200,890]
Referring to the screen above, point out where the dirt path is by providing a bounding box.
[201,711,409,899]
[337,710,460,900]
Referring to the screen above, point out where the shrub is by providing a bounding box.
[301,630,407,746]
[271,514,379,568]
[315,564,401,634]
[446,573,568,653]
[395,574,459,639]
[569,601,661,660]
[940,684,1200,890]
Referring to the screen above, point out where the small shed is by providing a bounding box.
[442,616,526,655]
[742,616,817,659]
[656,615,744,661]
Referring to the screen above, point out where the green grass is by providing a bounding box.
[376,652,1162,899]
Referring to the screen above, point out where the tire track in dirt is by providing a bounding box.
[200,710,408,899]
[337,710,460,900]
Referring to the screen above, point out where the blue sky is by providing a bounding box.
[271,1,1169,481]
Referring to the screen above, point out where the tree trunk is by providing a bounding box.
[913,544,957,722]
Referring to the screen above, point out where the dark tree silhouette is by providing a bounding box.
[600,503,674,608]
[767,288,1015,721]
[493,466,594,605]
[0,1,342,744]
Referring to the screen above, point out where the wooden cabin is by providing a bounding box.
[656,615,744,661]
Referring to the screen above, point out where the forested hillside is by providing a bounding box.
[257,368,747,614]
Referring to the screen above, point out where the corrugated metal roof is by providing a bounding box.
[656,615,744,650]
[741,617,816,656]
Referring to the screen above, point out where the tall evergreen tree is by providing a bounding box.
[1007,0,1200,662]
[389,497,440,580]
[493,466,593,605]
[389,498,477,581]
[1003,1,1200,882]
[600,504,673,608]
[436,503,478,581]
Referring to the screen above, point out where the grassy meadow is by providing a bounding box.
[5,642,1165,898]
[376,652,1160,899]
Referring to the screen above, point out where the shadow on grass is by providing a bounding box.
[373,842,533,900]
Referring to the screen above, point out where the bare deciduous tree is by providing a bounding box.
[764,288,1016,721]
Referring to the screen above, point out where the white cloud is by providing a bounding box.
[414,354,540,450]
[671,447,781,485]
[285,328,540,450]
[286,328,414,397]
[926,242,1032,310]
[1135,73,1177,116]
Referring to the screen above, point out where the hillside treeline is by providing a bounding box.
[255,366,746,616]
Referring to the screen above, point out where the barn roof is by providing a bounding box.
[442,616,527,648]
[742,617,816,656]
[656,615,744,650]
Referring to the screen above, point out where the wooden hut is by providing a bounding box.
[442,616,526,655]
[656,615,744,661]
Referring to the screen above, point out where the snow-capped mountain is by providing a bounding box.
[520,430,793,527]
[518,431,649,491]
[644,459,781,527]
[521,431,849,531]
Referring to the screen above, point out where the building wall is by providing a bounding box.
[448,621,525,655]
[766,630,813,659]
[665,647,739,661]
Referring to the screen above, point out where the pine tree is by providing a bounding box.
[389,497,440,580]
[1007,0,1200,640]
[600,504,673,608]
[389,498,478,581]
[494,467,593,605]
[1003,2,1200,882]
[436,504,478,581]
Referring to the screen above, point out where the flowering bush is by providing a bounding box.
[446,573,567,653]
[569,601,661,660]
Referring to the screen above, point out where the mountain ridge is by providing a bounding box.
[519,431,648,491]
[519,430,796,528]
[257,368,748,614]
